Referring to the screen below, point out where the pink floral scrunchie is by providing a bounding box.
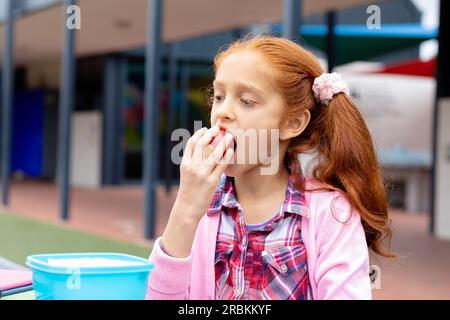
[312,72,350,105]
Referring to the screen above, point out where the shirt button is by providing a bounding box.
[280,263,288,273]
[234,287,241,296]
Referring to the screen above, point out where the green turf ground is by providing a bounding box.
[0,211,151,267]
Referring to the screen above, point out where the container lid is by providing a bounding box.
[26,253,154,275]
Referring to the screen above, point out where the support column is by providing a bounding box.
[57,0,77,221]
[432,0,450,239]
[326,11,336,72]
[143,0,163,239]
[1,0,15,206]
[282,0,301,43]
[180,62,190,130]
[102,56,125,185]
[164,44,177,193]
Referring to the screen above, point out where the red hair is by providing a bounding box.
[210,34,394,258]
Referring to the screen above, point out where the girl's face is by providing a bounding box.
[211,50,288,177]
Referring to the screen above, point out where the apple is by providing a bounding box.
[210,128,235,150]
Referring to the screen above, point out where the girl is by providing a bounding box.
[146,35,394,300]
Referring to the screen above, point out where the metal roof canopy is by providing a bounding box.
[0,0,381,65]
[273,23,438,65]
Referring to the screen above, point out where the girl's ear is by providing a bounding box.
[280,109,311,141]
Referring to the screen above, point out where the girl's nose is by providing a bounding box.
[216,103,235,121]
[217,111,234,121]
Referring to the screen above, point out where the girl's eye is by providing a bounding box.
[214,95,224,102]
[241,98,255,106]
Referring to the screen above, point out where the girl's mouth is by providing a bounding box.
[211,127,237,151]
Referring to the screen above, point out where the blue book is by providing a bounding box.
[0,284,34,297]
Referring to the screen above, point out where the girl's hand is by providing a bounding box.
[177,125,234,222]
[160,126,234,258]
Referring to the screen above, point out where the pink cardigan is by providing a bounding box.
[146,179,372,300]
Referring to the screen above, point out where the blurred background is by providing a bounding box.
[0,0,449,299]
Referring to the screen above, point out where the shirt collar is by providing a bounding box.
[207,173,309,219]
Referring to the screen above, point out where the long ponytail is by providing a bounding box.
[288,92,395,258]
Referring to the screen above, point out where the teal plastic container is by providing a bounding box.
[26,253,154,300]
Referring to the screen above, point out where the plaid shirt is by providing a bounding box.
[207,174,312,300]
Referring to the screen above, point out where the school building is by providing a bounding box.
[0,0,449,241]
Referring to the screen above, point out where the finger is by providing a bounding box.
[192,125,220,163]
[186,127,207,160]
[196,125,220,151]
[203,144,215,159]
[211,147,234,179]
[183,128,204,162]
[210,132,234,166]
[205,133,233,174]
